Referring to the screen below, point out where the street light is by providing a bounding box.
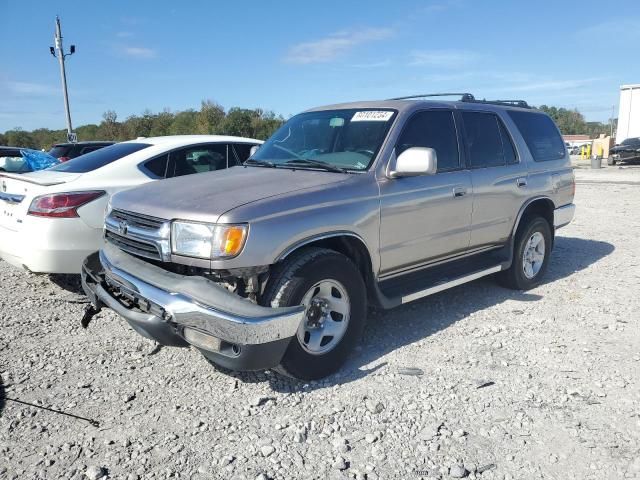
[49,16,76,141]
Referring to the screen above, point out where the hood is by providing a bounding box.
[110,166,350,223]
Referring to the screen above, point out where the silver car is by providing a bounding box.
[81,94,576,380]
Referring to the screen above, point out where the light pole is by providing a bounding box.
[50,16,76,141]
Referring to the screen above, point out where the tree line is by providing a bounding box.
[0,101,616,150]
[0,100,286,150]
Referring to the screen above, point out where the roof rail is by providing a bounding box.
[460,97,531,109]
[387,93,475,101]
[388,93,531,109]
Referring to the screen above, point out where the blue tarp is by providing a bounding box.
[20,149,60,171]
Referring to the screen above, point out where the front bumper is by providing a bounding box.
[81,243,305,371]
[554,203,575,229]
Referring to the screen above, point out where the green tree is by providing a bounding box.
[195,100,225,134]
[170,110,198,135]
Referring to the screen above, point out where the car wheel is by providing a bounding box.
[607,157,616,166]
[262,247,367,380]
[499,216,552,290]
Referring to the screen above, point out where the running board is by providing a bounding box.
[400,265,502,304]
[370,246,511,309]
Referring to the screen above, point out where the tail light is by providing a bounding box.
[58,156,71,162]
[28,191,105,218]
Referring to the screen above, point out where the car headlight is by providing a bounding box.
[171,221,248,259]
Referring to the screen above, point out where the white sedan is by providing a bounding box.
[0,135,261,274]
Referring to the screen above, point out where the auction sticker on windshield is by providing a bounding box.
[351,111,394,122]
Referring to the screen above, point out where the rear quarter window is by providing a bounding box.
[508,111,565,162]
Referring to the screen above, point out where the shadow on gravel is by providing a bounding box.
[231,236,614,392]
[48,274,83,294]
[0,377,5,417]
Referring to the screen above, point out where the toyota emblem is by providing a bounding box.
[117,220,128,235]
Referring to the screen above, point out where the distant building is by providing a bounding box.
[563,135,591,148]
[617,84,640,143]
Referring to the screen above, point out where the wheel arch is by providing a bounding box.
[511,196,555,248]
[275,232,378,304]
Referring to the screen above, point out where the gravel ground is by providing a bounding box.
[1,165,639,480]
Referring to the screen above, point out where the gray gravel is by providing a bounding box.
[1,165,639,480]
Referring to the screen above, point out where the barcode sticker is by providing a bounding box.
[351,111,394,122]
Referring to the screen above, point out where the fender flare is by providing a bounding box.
[275,231,373,263]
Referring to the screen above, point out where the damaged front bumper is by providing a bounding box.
[81,243,305,371]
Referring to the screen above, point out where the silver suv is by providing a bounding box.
[82,94,576,380]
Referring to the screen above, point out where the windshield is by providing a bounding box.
[621,137,640,146]
[250,109,397,171]
[48,142,150,173]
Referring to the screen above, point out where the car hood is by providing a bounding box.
[110,166,351,223]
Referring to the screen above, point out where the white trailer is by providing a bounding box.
[617,84,640,143]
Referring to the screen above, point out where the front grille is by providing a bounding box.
[104,209,168,261]
[111,209,165,229]
[105,231,162,260]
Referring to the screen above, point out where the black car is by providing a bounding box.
[0,146,29,173]
[48,141,114,162]
[609,137,640,165]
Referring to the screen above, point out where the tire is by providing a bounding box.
[607,157,616,166]
[499,216,552,290]
[261,247,367,380]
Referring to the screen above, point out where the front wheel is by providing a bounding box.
[607,157,617,166]
[262,247,367,380]
[499,216,552,290]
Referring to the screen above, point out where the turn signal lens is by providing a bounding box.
[28,191,105,218]
[221,226,247,256]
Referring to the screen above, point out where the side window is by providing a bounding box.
[498,120,518,164]
[462,112,505,168]
[508,111,565,162]
[142,154,169,178]
[396,110,460,171]
[168,144,227,178]
[232,143,255,165]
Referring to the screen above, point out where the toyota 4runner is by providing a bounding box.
[82,94,576,380]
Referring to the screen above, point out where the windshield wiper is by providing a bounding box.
[244,158,277,168]
[284,159,347,173]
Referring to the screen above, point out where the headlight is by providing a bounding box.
[171,221,248,259]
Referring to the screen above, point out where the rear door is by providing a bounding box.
[378,109,472,274]
[461,110,528,248]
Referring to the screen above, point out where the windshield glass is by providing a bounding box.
[48,142,150,173]
[250,109,397,171]
[621,137,640,146]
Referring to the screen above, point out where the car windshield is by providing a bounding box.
[48,142,150,173]
[621,137,640,146]
[250,108,397,171]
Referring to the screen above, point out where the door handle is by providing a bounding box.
[516,177,528,188]
[453,187,467,197]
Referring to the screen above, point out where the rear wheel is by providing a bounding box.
[499,216,552,290]
[262,247,367,380]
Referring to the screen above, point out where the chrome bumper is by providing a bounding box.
[82,243,305,347]
[554,203,575,229]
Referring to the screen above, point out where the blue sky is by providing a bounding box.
[1,0,639,132]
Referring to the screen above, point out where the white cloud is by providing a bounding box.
[4,81,58,96]
[409,50,481,68]
[121,46,157,59]
[284,27,393,64]
[502,77,604,93]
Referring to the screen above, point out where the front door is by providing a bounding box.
[378,109,472,275]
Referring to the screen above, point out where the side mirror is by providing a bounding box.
[249,145,260,157]
[389,147,437,177]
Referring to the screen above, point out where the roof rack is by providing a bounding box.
[461,97,531,109]
[387,93,474,101]
[388,93,531,109]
